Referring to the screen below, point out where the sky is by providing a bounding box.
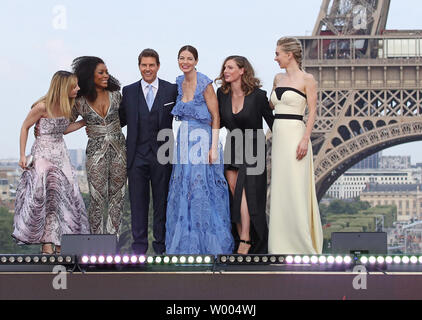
[0,0,420,161]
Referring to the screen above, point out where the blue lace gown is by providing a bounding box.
[165,72,234,255]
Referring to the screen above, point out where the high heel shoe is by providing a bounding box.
[237,240,252,255]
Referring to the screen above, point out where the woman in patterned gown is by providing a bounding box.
[71,56,127,236]
[13,71,89,255]
[165,45,234,254]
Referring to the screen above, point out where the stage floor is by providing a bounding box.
[1,269,422,300]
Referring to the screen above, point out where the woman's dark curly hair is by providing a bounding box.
[71,56,120,101]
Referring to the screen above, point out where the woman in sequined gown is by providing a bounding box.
[13,71,89,254]
[71,56,127,236]
[165,46,234,254]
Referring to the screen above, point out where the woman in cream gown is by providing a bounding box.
[268,37,323,254]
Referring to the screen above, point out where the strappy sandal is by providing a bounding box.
[237,239,252,255]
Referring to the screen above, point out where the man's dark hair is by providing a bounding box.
[138,48,160,66]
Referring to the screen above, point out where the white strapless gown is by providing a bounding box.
[268,87,323,254]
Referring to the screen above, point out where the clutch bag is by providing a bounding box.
[25,155,34,168]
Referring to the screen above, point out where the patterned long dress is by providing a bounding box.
[13,117,89,245]
[71,90,127,236]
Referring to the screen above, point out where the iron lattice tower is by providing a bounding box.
[296,0,422,201]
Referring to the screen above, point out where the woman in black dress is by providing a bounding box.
[216,56,274,254]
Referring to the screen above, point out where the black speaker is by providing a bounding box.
[61,234,117,255]
[331,232,387,254]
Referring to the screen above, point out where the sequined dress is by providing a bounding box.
[71,91,127,235]
[13,117,89,246]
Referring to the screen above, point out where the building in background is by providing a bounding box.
[380,155,411,169]
[360,184,422,222]
[352,152,381,170]
[326,169,416,200]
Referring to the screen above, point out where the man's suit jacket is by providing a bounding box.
[119,78,178,169]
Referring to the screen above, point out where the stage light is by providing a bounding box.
[9,257,15,263]
[253,256,260,263]
[179,256,186,264]
[25,257,31,263]
[344,256,352,264]
[319,256,327,264]
[270,256,277,263]
[220,256,227,263]
[163,256,170,264]
[130,256,138,263]
[245,256,252,263]
[393,256,401,264]
[377,256,385,264]
[33,256,40,263]
[171,256,178,263]
[114,255,121,264]
[139,256,146,264]
[97,256,105,264]
[386,256,393,264]
[360,256,368,264]
[419,256,422,264]
[294,256,302,264]
[335,256,343,264]
[261,256,268,263]
[196,256,203,264]
[204,256,212,264]
[106,256,113,263]
[368,256,376,264]
[286,256,294,264]
[122,256,130,264]
[17,256,23,263]
[0,257,6,263]
[90,256,97,264]
[410,256,418,264]
[302,256,310,264]
[402,256,410,264]
[41,256,48,263]
[278,256,284,263]
[236,256,243,263]
[229,256,236,263]
[311,256,318,264]
[147,256,154,264]
[327,256,335,264]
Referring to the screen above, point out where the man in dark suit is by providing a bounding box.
[119,48,177,254]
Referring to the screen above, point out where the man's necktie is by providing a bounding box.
[146,84,154,111]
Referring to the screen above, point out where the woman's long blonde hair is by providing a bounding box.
[277,37,303,70]
[32,71,78,119]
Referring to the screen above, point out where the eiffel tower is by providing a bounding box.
[294,0,422,201]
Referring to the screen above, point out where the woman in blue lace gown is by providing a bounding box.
[165,45,234,254]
